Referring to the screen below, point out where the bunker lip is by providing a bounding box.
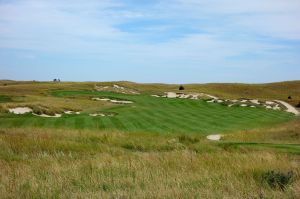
[9,107,32,114]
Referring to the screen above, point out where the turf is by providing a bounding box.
[0,95,13,103]
[0,90,294,134]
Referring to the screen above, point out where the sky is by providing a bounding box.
[0,0,300,83]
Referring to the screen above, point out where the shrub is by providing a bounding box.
[296,101,300,108]
[179,85,185,90]
[288,96,292,100]
[262,170,295,191]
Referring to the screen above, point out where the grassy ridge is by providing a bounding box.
[0,90,293,134]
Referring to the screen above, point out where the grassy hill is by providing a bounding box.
[0,80,299,198]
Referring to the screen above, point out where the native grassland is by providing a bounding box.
[0,81,299,198]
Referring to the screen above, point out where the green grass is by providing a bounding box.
[0,95,13,103]
[0,90,294,134]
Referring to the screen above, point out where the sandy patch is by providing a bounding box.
[166,92,177,98]
[240,104,247,107]
[274,100,299,115]
[9,107,32,114]
[207,134,222,141]
[89,113,115,117]
[266,101,275,105]
[92,98,110,101]
[250,99,260,104]
[95,84,140,94]
[92,97,133,104]
[33,113,62,118]
[64,110,80,115]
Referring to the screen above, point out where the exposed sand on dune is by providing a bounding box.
[274,100,299,115]
[207,134,222,141]
[9,107,32,114]
[95,84,140,94]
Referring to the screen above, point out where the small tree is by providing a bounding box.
[288,96,292,100]
[179,85,185,90]
[53,79,57,82]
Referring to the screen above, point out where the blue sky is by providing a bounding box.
[0,0,300,83]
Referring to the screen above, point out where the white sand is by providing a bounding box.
[64,110,80,115]
[266,101,275,105]
[92,97,133,104]
[9,107,32,114]
[250,99,260,104]
[110,100,133,104]
[92,98,110,101]
[89,113,114,117]
[33,113,62,118]
[207,134,222,141]
[89,113,105,117]
[166,92,177,98]
[240,104,247,107]
[274,100,299,115]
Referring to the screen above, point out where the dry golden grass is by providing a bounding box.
[0,127,299,198]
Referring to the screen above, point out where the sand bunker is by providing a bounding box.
[274,100,299,115]
[89,113,115,117]
[9,107,33,114]
[95,84,140,94]
[64,110,80,115]
[207,134,222,141]
[32,113,62,118]
[92,97,133,104]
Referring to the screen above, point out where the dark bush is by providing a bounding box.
[296,101,300,108]
[262,170,295,191]
[179,85,185,90]
[288,96,292,100]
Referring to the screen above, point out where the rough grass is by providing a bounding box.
[0,127,299,198]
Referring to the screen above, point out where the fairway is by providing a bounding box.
[0,90,294,134]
